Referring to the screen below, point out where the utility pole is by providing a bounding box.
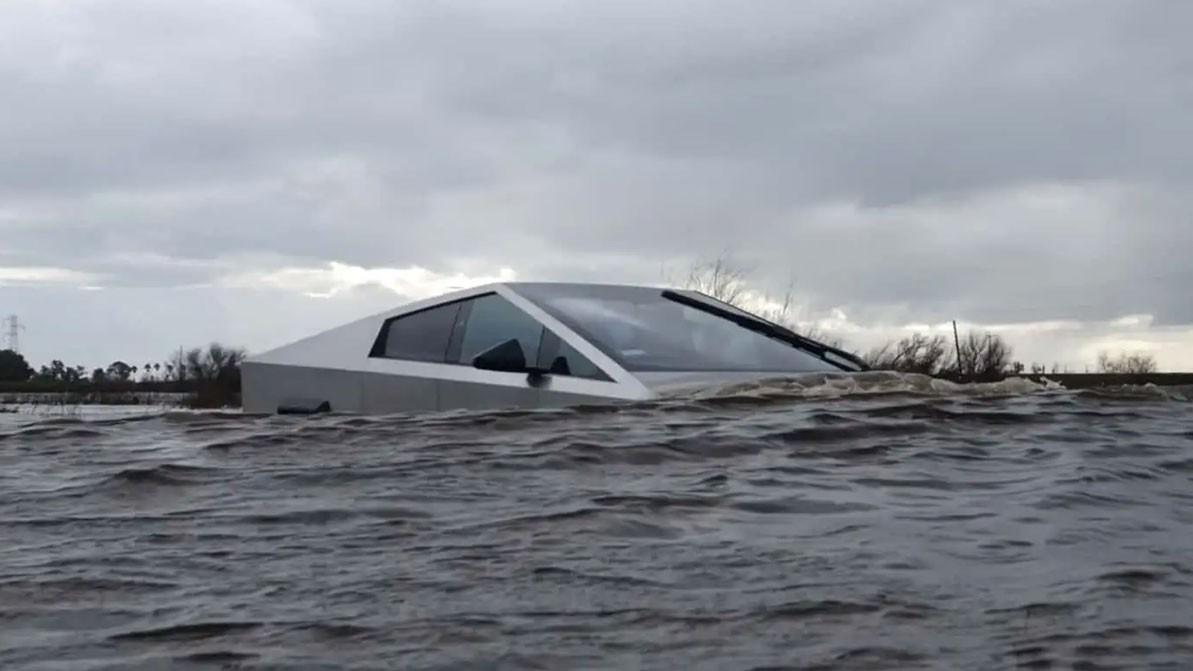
[952,320,963,381]
[3,315,24,354]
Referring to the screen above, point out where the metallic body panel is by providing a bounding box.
[242,362,367,414]
[437,375,541,411]
[242,282,847,415]
[360,369,439,415]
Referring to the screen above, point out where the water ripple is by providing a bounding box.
[1,377,1191,669]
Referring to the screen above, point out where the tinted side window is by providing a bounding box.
[539,331,611,381]
[455,294,544,366]
[370,302,461,362]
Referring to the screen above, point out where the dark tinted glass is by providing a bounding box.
[539,331,609,380]
[516,285,837,373]
[455,294,544,366]
[371,302,461,362]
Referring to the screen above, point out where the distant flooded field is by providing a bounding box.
[2,374,1192,670]
[0,391,192,410]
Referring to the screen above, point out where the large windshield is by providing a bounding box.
[515,284,839,373]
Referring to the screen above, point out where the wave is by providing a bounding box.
[109,620,261,642]
[665,371,1057,402]
[4,368,1193,670]
[99,463,223,488]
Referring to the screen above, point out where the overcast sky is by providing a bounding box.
[2,0,1191,372]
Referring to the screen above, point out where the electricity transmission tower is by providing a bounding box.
[3,315,24,354]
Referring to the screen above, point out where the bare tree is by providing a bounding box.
[206,344,247,379]
[169,343,248,382]
[864,333,950,375]
[185,348,206,380]
[1096,351,1158,374]
[1129,353,1158,373]
[683,256,752,307]
[750,279,848,349]
[955,331,1013,380]
[681,255,848,349]
[168,349,188,381]
[204,343,247,381]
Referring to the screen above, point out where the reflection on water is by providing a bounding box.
[1,374,1192,670]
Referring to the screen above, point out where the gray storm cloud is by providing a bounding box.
[1,0,1190,368]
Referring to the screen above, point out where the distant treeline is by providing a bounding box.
[861,332,1160,380]
[1017,372,1193,389]
[0,343,247,408]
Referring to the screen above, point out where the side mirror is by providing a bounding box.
[471,338,529,373]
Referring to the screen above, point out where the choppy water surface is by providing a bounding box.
[2,373,1193,670]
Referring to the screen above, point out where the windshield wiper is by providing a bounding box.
[661,290,869,372]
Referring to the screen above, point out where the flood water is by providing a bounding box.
[2,373,1192,670]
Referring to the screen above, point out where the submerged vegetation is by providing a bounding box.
[0,343,247,408]
[861,331,1016,381]
[863,334,953,377]
[681,255,1163,380]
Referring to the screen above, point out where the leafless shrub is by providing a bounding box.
[680,255,848,349]
[866,330,1013,380]
[956,331,1013,380]
[683,256,752,307]
[864,334,950,375]
[1096,351,1158,374]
